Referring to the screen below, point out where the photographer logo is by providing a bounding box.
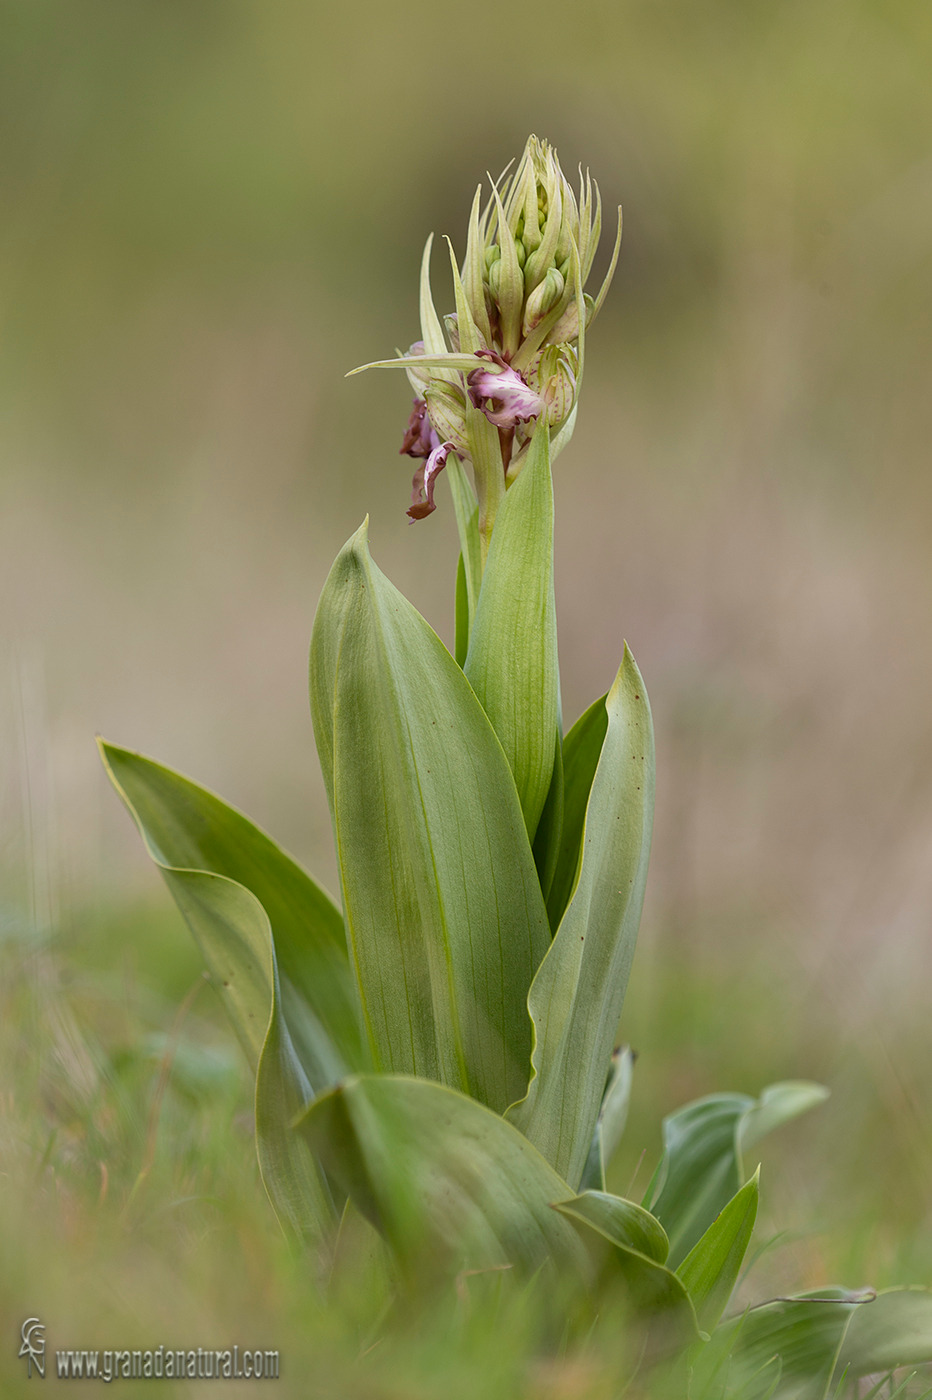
[19,1318,46,1378]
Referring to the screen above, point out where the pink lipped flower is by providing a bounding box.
[407,439,455,521]
[466,351,545,430]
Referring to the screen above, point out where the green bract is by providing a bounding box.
[101,137,932,1396]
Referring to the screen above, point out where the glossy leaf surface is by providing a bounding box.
[838,1287,932,1374]
[676,1169,759,1332]
[710,1288,878,1400]
[554,1193,700,1343]
[100,744,337,1236]
[310,522,551,1112]
[648,1082,828,1269]
[508,650,654,1188]
[296,1074,586,1276]
[99,743,362,1083]
[555,1190,669,1264]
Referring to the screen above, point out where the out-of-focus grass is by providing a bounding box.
[2,892,930,1397]
[1,877,929,1396]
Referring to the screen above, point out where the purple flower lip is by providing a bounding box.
[407,440,454,521]
[466,350,545,429]
[400,397,440,459]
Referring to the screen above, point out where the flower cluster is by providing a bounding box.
[353,136,621,538]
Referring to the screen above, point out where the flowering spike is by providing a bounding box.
[352,136,620,539]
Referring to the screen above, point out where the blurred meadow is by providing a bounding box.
[2,0,931,1393]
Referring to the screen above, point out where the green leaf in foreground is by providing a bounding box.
[838,1287,932,1375]
[296,1074,587,1278]
[554,1190,670,1264]
[709,1288,879,1400]
[309,521,551,1112]
[676,1168,759,1333]
[464,420,559,841]
[647,1081,828,1269]
[507,649,654,1189]
[99,744,338,1237]
[554,1192,700,1346]
[99,742,363,1084]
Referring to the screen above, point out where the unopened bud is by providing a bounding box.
[548,293,594,345]
[522,268,565,336]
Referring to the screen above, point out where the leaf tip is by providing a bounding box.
[346,515,371,553]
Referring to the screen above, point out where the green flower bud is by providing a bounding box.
[522,267,565,337]
[548,292,595,346]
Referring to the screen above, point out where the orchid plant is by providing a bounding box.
[101,138,932,1396]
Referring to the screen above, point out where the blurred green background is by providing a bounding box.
[2,0,930,1392]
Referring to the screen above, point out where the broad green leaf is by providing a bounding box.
[98,743,364,1085]
[295,1074,587,1277]
[464,421,558,841]
[579,1045,636,1192]
[309,523,551,1112]
[554,1190,669,1264]
[647,1082,827,1269]
[838,1287,932,1374]
[507,650,654,1189]
[710,1288,877,1400]
[676,1169,760,1332]
[554,1194,700,1345]
[100,747,335,1237]
[546,692,608,930]
[646,1093,752,1269]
